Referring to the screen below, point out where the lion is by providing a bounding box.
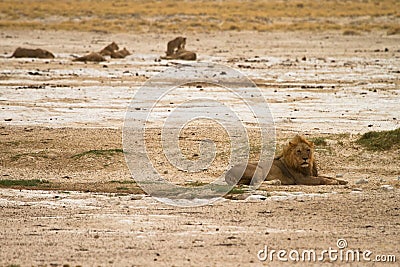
[11,47,55,59]
[110,48,131,59]
[166,36,186,56]
[99,42,119,56]
[225,135,347,186]
[160,48,197,61]
[72,52,106,62]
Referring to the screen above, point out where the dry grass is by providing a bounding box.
[0,0,399,33]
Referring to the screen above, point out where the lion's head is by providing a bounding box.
[282,135,316,176]
[106,42,119,51]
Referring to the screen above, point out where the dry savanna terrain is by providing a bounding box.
[0,0,400,266]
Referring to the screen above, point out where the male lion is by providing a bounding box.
[99,42,119,56]
[166,36,186,56]
[11,47,55,59]
[225,135,347,186]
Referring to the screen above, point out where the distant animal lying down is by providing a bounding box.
[160,48,197,61]
[110,48,131,58]
[225,135,348,186]
[99,42,119,56]
[72,52,106,62]
[166,36,186,56]
[11,47,55,59]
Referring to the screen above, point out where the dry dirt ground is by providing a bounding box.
[0,29,399,266]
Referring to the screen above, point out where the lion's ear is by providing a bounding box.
[289,135,301,146]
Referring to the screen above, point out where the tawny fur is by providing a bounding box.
[99,42,119,56]
[110,48,131,58]
[225,135,347,186]
[11,47,55,59]
[160,48,196,60]
[72,52,106,62]
[166,37,186,56]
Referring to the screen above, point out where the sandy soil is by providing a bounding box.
[0,29,399,266]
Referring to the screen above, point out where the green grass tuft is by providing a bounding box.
[11,151,49,161]
[72,149,123,159]
[184,181,208,187]
[0,179,49,187]
[311,137,328,146]
[228,187,247,194]
[357,128,400,151]
[110,180,136,184]
[116,186,129,190]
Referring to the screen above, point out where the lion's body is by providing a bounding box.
[225,135,347,186]
[166,37,186,56]
[73,52,106,62]
[161,48,196,60]
[11,47,55,59]
[99,42,119,56]
[110,48,131,59]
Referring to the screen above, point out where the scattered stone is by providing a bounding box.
[381,185,394,191]
[355,178,368,185]
[397,176,400,181]
[352,188,363,192]
[263,179,281,186]
[28,71,41,76]
[245,194,268,201]
[336,174,344,178]
[379,178,386,183]
[4,118,12,121]
[130,195,144,200]
[225,193,250,200]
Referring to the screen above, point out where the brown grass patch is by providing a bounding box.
[0,0,399,33]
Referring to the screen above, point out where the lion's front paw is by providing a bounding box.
[327,179,340,185]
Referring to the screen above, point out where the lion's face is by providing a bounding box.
[283,135,315,173]
[41,50,55,58]
[291,142,313,168]
[109,42,119,51]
